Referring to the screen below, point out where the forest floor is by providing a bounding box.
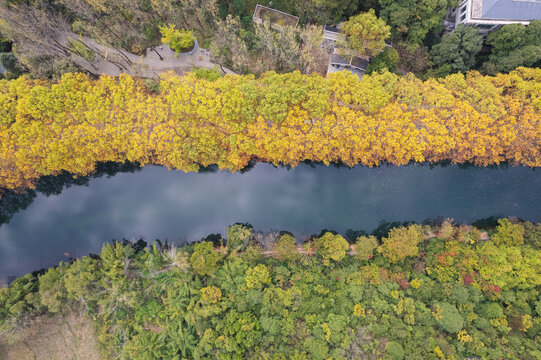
[0,310,101,360]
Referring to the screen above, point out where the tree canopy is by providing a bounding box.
[0,68,540,193]
[338,10,391,59]
[1,220,541,359]
[430,24,483,75]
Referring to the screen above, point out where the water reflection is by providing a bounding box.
[0,163,539,281]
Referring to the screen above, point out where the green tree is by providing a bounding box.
[385,341,405,359]
[160,24,196,55]
[190,241,222,276]
[523,222,541,249]
[315,232,350,262]
[484,21,541,73]
[353,235,379,260]
[365,47,399,74]
[227,223,253,252]
[274,234,300,262]
[434,302,464,333]
[378,0,456,45]
[338,10,391,59]
[245,264,271,289]
[38,266,67,313]
[492,218,525,247]
[0,52,25,79]
[430,24,482,73]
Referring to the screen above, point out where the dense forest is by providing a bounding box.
[1,219,540,359]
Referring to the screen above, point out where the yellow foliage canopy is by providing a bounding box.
[0,68,539,192]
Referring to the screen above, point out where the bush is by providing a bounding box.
[385,341,405,359]
[160,24,195,55]
[191,67,222,81]
[492,218,525,246]
[435,303,464,333]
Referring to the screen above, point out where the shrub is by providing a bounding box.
[354,235,378,261]
[315,232,350,262]
[492,219,525,246]
[191,67,222,81]
[160,24,195,55]
[435,303,464,333]
[274,234,299,262]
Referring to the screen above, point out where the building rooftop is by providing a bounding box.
[473,0,541,21]
[253,4,299,28]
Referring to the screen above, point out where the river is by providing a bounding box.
[0,163,540,282]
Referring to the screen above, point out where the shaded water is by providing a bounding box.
[0,163,540,281]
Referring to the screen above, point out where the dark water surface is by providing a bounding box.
[0,163,540,281]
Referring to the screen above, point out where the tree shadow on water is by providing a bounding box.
[0,161,141,227]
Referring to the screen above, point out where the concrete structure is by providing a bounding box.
[327,51,370,80]
[455,0,541,34]
[252,4,299,29]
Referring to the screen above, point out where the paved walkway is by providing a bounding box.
[58,33,236,78]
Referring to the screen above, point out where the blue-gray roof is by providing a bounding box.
[480,0,541,21]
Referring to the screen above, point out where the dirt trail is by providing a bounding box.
[0,311,101,360]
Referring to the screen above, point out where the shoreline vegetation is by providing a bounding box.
[1,220,541,359]
[0,68,540,194]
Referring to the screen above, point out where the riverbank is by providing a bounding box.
[1,221,540,359]
[1,163,539,283]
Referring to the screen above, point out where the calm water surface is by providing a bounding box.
[0,163,540,281]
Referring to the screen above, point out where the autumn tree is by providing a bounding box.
[315,232,350,262]
[380,225,424,263]
[338,10,391,60]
